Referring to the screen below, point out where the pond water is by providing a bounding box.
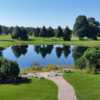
[0,45,94,68]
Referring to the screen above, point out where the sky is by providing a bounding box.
[0,0,100,28]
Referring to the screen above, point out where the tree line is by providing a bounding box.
[0,15,100,40]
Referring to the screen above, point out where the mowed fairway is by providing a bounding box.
[64,72,100,100]
[0,78,57,100]
[0,35,100,47]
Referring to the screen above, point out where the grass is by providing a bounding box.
[0,78,57,100]
[0,35,100,47]
[64,71,100,100]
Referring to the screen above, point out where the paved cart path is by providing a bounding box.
[40,73,77,100]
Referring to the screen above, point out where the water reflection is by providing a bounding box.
[2,45,100,68]
[34,45,53,58]
[11,45,28,58]
[72,46,88,62]
[1,45,73,68]
[56,46,70,58]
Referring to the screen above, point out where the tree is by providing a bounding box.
[73,15,100,40]
[56,26,63,37]
[39,26,48,37]
[11,26,28,40]
[73,15,89,40]
[34,27,41,37]
[11,26,21,39]
[87,17,100,40]
[83,48,100,73]
[63,27,72,41]
[20,27,28,40]
[0,58,20,80]
[47,27,55,37]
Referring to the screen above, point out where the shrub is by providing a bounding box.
[75,56,86,69]
[0,58,20,80]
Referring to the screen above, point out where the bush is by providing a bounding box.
[0,58,20,80]
[75,56,86,69]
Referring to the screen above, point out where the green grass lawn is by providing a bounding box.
[0,78,57,100]
[64,72,100,100]
[0,35,100,47]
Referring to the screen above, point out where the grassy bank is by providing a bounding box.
[0,78,57,100]
[64,71,100,100]
[0,35,100,47]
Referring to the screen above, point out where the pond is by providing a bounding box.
[0,45,96,68]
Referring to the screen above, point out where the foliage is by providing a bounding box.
[56,26,63,37]
[74,47,100,74]
[11,26,28,40]
[63,27,72,41]
[73,15,100,40]
[0,58,20,80]
[73,15,89,40]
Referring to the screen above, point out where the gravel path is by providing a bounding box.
[40,72,77,100]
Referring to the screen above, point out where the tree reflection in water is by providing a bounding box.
[34,45,53,58]
[11,45,28,58]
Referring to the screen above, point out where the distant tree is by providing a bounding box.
[39,26,48,37]
[11,26,28,40]
[73,15,100,40]
[0,25,2,34]
[63,27,72,41]
[73,15,89,40]
[20,27,28,40]
[9,27,14,34]
[47,27,55,37]
[25,27,34,36]
[11,26,21,39]
[56,26,63,37]
[87,17,100,40]
[1,26,9,34]
[34,27,41,37]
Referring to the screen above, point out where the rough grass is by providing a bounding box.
[64,71,100,100]
[0,78,57,100]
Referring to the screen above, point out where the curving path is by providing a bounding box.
[40,72,77,100]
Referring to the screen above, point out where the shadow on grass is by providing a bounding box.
[0,39,14,42]
[0,77,32,85]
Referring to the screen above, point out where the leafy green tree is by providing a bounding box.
[47,27,55,37]
[73,15,89,40]
[87,17,100,40]
[0,58,20,80]
[39,26,48,37]
[56,26,63,37]
[63,27,72,41]
[20,27,28,40]
[11,26,21,39]
[11,26,28,40]
[34,27,41,37]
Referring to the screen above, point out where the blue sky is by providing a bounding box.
[0,0,100,28]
